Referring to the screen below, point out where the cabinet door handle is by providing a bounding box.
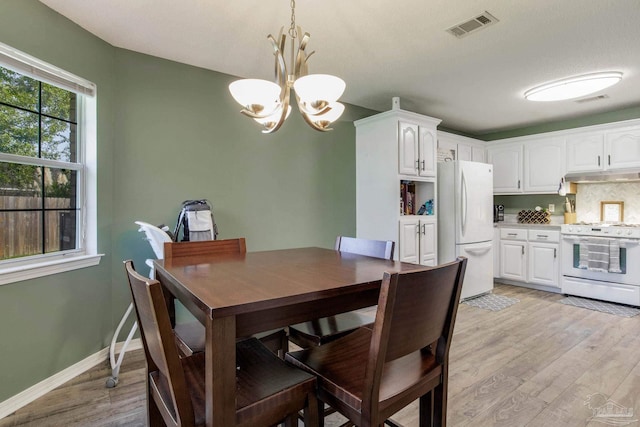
[537,234,548,239]
[507,233,518,236]
[422,224,426,235]
[416,159,420,170]
[518,179,521,189]
[554,248,557,258]
[608,154,611,166]
[416,224,420,234]
[521,246,525,255]
[421,159,425,171]
[598,155,601,166]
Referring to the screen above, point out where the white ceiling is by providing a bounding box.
[38,0,640,136]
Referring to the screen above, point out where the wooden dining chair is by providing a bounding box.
[287,236,395,349]
[285,257,467,427]
[163,238,289,358]
[124,260,319,427]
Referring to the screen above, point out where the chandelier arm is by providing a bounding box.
[239,108,273,120]
[262,86,292,133]
[268,34,288,98]
[294,32,311,77]
[298,102,331,116]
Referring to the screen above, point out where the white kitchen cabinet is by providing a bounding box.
[527,229,560,288]
[499,227,527,280]
[399,121,436,177]
[438,131,486,163]
[523,137,565,193]
[399,216,437,266]
[487,144,523,193]
[566,132,604,172]
[500,240,526,281]
[607,127,640,169]
[566,125,640,173]
[498,227,560,288]
[355,109,441,260]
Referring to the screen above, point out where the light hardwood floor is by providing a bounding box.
[1,283,639,426]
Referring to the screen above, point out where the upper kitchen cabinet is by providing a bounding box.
[523,137,565,193]
[487,143,523,193]
[566,124,640,173]
[399,121,437,177]
[438,131,487,163]
[607,127,640,169]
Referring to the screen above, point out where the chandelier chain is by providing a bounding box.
[289,0,297,39]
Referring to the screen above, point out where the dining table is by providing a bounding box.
[154,246,426,427]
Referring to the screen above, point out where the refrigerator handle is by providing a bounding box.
[461,169,467,236]
[463,245,492,256]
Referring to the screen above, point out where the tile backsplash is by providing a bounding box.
[576,182,640,224]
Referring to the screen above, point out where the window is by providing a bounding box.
[0,42,100,285]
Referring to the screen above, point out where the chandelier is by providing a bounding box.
[228,0,346,133]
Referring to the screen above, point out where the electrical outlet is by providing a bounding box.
[548,204,555,213]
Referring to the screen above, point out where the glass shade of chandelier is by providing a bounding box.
[228,0,346,133]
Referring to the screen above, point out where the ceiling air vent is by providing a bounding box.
[575,94,609,103]
[447,12,499,38]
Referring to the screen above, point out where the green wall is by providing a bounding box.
[0,0,373,403]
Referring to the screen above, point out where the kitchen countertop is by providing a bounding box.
[494,222,562,230]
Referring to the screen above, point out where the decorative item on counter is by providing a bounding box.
[518,208,551,224]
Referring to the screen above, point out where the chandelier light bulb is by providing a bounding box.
[254,104,292,126]
[524,72,622,102]
[229,79,281,114]
[293,74,346,107]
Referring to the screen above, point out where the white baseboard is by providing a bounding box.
[0,338,143,420]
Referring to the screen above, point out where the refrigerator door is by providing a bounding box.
[457,240,494,300]
[457,161,494,244]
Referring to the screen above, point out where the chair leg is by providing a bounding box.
[303,393,320,427]
[432,383,446,427]
[419,391,433,427]
[147,393,164,427]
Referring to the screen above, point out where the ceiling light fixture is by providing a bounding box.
[228,0,346,133]
[524,71,623,102]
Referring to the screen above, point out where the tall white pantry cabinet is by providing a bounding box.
[354,109,441,265]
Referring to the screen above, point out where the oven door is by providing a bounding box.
[561,236,640,286]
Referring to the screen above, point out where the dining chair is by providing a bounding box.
[124,260,319,427]
[285,257,467,427]
[287,236,395,349]
[163,238,289,358]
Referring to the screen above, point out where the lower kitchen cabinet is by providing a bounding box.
[498,227,560,289]
[500,239,526,281]
[399,216,437,266]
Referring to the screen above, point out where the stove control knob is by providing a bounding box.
[628,230,634,236]
[617,230,622,235]
[567,227,573,232]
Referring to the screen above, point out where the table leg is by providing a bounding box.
[206,315,236,426]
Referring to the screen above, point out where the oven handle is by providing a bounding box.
[561,236,639,246]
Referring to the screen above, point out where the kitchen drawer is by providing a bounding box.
[527,229,560,243]
[500,228,527,240]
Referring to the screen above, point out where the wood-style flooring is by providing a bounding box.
[1,283,639,426]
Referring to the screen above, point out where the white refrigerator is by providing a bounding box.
[438,160,494,300]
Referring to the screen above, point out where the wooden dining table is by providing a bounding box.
[154,246,426,426]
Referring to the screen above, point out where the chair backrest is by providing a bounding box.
[363,257,467,406]
[164,237,247,261]
[124,260,194,427]
[335,236,395,260]
[135,221,173,259]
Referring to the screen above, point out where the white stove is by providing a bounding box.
[560,223,640,306]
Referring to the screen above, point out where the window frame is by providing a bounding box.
[0,43,101,286]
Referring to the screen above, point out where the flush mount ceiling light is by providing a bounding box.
[228,0,346,133]
[524,72,623,102]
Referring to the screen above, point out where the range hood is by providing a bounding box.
[564,170,640,183]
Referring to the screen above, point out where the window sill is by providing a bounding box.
[0,254,104,286]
